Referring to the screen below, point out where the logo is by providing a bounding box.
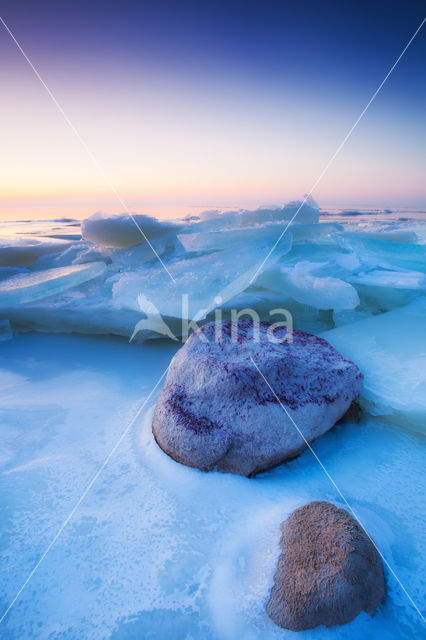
[130,294,293,343]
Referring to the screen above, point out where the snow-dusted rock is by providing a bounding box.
[267,501,385,630]
[152,320,363,476]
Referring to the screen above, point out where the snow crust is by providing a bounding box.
[0,334,424,639]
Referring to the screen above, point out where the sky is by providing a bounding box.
[0,0,425,220]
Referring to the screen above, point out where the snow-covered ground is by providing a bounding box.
[0,333,424,639]
[0,202,425,638]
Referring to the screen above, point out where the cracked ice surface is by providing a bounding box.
[0,334,424,639]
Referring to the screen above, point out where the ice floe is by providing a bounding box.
[258,261,360,311]
[0,236,74,267]
[336,233,426,271]
[0,262,106,306]
[186,199,319,231]
[323,298,426,432]
[348,269,426,290]
[0,200,424,344]
[81,211,181,248]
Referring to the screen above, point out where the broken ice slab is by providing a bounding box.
[177,225,293,253]
[335,234,426,271]
[289,222,344,244]
[322,297,426,432]
[177,221,342,254]
[0,237,74,267]
[81,211,181,248]
[347,268,425,315]
[112,235,287,323]
[32,242,112,270]
[0,266,29,283]
[348,269,426,290]
[0,262,106,307]
[257,262,360,311]
[3,300,144,340]
[188,199,320,232]
[340,229,418,243]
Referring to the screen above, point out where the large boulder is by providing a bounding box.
[267,501,385,630]
[152,319,363,476]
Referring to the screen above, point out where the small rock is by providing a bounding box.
[267,501,386,630]
[152,319,363,476]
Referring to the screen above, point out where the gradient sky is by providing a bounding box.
[1,0,425,219]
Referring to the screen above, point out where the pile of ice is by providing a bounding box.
[323,298,426,432]
[81,211,181,248]
[0,200,425,429]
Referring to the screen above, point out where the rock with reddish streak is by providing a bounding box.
[152,319,363,476]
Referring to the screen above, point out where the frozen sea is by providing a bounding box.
[0,202,425,638]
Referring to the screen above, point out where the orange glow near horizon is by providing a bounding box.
[1,31,425,221]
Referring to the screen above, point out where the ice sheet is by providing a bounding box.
[322,298,426,431]
[0,262,106,307]
[1,204,425,342]
[336,234,426,271]
[81,211,181,248]
[187,198,320,231]
[348,269,426,290]
[112,234,292,327]
[0,237,74,267]
[0,334,424,639]
[258,261,360,311]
